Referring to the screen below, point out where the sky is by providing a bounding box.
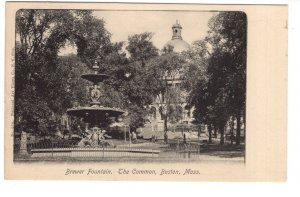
[59,10,216,55]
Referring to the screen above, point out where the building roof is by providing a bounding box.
[164,39,190,53]
[163,20,190,53]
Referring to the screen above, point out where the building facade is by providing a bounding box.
[142,21,196,139]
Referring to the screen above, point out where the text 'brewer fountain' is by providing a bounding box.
[67,62,125,148]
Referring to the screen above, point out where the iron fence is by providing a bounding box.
[14,139,202,159]
[165,141,201,159]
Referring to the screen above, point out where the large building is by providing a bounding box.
[141,21,196,139]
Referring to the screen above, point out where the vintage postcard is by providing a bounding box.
[5,2,287,181]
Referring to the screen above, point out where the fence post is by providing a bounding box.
[183,143,186,158]
[129,127,131,148]
[124,126,126,143]
[51,139,54,158]
[102,146,104,158]
[176,140,179,156]
[188,143,191,158]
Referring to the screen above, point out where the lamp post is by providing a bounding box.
[124,124,131,147]
[163,75,169,143]
[123,73,131,146]
[124,125,126,143]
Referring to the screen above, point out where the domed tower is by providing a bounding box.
[164,20,190,53]
[142,20,195,140]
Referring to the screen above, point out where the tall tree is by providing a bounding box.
[14,10,112,136]
[182,12,246,145]
[126,32,159,66]
[206,12,247,145]
[100,32,160,132]
[181,40,214,142]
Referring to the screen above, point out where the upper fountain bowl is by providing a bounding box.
[81,73,110,84]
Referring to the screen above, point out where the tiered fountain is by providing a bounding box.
[67,62,124,148]
[30,61,160,159]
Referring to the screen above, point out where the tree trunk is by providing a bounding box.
[208,124,212,144]
[220,126,225,145]
[230,116,235,145]
[213,125,217,138]
[164,116,168,143]
[236,112,241,145]
[198,124,201,140]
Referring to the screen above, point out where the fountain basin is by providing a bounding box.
[67,106,125,118]
[81,73,110,83]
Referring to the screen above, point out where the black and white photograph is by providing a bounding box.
[4,2,287,181]
[12,9,246,163]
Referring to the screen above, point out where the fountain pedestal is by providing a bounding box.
[67,63,125,147]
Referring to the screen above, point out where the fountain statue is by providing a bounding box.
[67,61,125,148]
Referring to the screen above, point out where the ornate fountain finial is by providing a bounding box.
[92,60,99,74]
